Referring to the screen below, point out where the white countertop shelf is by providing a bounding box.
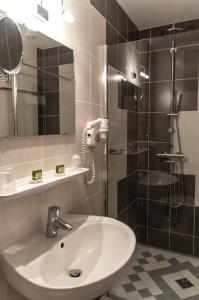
[0,168,89,200]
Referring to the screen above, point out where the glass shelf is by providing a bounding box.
[0,168,89,200]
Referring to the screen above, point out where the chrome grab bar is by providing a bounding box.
[156,153,184,158]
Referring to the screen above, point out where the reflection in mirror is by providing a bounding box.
[0,14,23,138]
[0,22,75,137]
[0,15,23,74]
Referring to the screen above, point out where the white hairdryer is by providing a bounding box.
[81,117,108,184]
[86,117,109,147]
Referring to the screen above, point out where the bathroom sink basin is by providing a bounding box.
[1,214,136,300]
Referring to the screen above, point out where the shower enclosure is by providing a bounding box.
[156,26,186,225]
[107,16,199,256]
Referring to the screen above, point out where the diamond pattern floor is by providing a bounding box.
[108,244,199,300]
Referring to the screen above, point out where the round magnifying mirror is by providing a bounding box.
[0,15,23,75]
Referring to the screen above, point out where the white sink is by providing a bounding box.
[1,214,136,300]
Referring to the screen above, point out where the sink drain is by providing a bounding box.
[69,269,82,278]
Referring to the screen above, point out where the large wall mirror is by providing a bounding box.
[0,15,75,137]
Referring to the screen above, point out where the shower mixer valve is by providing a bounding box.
[170,47,177,53]
[168,128,175,133]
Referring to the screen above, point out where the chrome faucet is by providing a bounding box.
[47,206,73,238]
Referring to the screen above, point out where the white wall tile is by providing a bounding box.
[74,49,91,102]
[71,192,103,215]
[173,111,199,206]
[91,56,103,105]
[70,101,91,153]
[90,6,106,60]
[0,262,6,300]
[70,0,91,52]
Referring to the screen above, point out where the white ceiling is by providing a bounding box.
[117,0,199,29]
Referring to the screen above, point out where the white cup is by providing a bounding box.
[71,154,81,172]
[0,167,16,194]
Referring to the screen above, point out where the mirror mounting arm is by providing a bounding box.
[11,76,18,137]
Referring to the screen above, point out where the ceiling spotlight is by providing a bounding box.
[113,74,126,81]
[59,0,75,23]
[140,71,149,79]
[62,10,75,23]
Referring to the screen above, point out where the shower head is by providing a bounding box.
[160,26,185,43]
[160,27,185,35]
[160,27,185,36]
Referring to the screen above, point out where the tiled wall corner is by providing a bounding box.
[103,0,139,232]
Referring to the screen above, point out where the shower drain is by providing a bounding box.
[69,269,82,278]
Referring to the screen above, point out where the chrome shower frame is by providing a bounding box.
[166,28,185,223]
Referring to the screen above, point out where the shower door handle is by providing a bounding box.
[109,148,125,155]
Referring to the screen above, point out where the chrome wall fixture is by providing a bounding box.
[159,25,186,223]
[47,206,73,238]
[134,65,150,79]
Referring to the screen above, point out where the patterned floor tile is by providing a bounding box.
[155,255,165,262]
[134,280,148,290]
[142,252,153,258]
[123,283,136,292]
[139,288,153,298]
[109,244,199,300]
[126,290,143,300]
[138,258,149,265]
[120,276,132,285]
